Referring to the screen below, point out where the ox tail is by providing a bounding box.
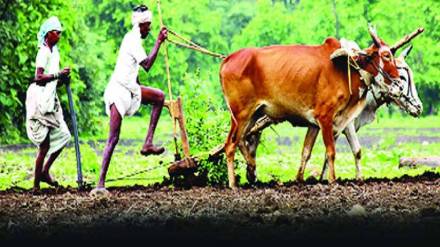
[219,58,238,127]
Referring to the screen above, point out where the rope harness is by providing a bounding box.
[347,53,418,112]
[106,162,169,183]
[346,52,401,101]
[167,29,226,59]
[393,66,419,109]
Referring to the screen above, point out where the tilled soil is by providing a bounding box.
[1,173,440,245]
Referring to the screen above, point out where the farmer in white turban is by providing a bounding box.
[26,16,71,191]
[92,5,168,194]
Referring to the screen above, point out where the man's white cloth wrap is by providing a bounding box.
[131,10,152,26]
[26,43,70,154]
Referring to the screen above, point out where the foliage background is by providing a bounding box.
[0,0,438,143]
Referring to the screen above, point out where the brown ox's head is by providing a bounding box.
[362,25,424,101]
[363,24,403,99]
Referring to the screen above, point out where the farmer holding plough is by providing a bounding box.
[26,16,71,192]
[91,5,168,195]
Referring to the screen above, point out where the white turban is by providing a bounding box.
[37,16,62,47]
[131,10,152,26]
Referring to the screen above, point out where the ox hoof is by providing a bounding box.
[328,178,336,184]
[31,186,41,195]
[90,187,110,198]
[296,174,305,183]
[228,182,238,190]
[246,168,256,184]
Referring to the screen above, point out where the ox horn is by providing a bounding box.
[391,27,424,54]
[368,23,381,48]
[400,44,413,59]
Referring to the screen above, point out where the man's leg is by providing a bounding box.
[96,104,122,189]
[34,135,50,190]
[40,147,64,187]
[140,86,165,156]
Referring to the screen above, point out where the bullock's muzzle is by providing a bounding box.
[391,91,423,117]
[374,74,403,99]
[388,79,404,98]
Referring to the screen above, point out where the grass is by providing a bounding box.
[0,114,439,190]
[0,114,176,190]
[234,120,440,184]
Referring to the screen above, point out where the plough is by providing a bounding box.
[155,0,225,177]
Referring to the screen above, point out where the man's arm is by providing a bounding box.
[139,27,168,73]
[33,67,70,86]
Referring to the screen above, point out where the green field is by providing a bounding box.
[1,112,439,190]
[1,0,439,190]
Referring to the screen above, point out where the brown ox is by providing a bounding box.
[220,26,405,188]
[242,45,423,183]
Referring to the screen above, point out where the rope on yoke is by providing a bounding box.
[156,1,225,59]
[166,29,226,59]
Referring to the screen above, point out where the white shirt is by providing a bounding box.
[109,28,148,93]
[26,45,61,116]
[35,45,60,75]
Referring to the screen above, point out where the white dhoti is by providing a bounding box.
[26,82,71,155]
[103,81,141,117]
[104,27,148,118]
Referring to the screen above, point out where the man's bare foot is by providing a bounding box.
[90,187,110,197]
[140,144,165,156]
[41,173,60,187]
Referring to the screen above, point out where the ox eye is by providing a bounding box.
[382,53,392,61]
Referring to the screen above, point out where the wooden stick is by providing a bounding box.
[157,0,173,102]
[66,78,83,189]
[177,97,191,158]
[157,0,179,157]
[391,27,424,52]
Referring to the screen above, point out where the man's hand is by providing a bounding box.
[140,27,168,73]
[158,27,168,44]
[59,67,70,77]
[58,67,71,84]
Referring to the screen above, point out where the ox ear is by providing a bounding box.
[368,23,381,48]
[400,44,413,59]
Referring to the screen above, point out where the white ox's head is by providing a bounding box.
[393,45,423,117]
[371,45,423,117]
